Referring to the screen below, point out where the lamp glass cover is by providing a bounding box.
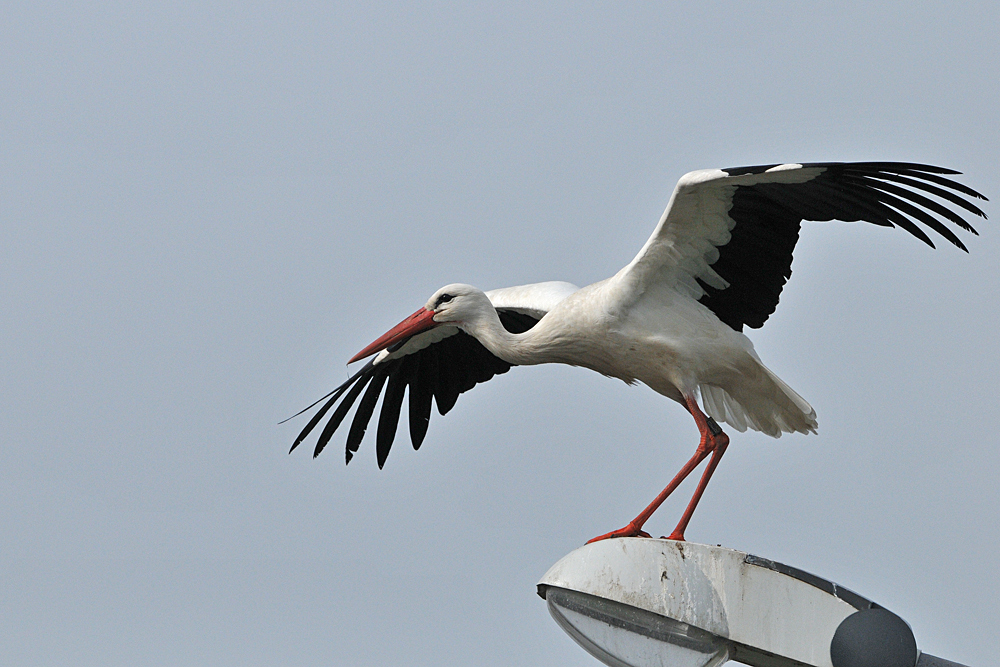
[545,587,729,667]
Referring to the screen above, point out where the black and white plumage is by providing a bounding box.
[288,280,577,468]
[288,161,987,541]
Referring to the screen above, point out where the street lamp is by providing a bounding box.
[538,539,966,667]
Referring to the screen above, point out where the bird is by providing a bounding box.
[287,161,987,542]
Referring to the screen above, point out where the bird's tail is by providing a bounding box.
[700,363,817,438]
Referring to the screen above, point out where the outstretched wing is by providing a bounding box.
[622,162,988,331]
[288,281,578,468]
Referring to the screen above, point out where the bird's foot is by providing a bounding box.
[586,521,651,544]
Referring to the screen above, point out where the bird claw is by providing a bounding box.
[586,523,651,544]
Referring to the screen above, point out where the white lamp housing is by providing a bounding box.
[538,539,965,667]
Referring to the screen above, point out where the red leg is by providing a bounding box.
[666,427,728,541]
[587,395,729,544]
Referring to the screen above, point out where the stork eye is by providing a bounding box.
[437,293,454,306]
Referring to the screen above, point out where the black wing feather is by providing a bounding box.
[407,353,433,450]
[290,308,540,467]
[313,374,370,458]
[432,336,464,416]
[804,180,896,227]
[376,371,408,469]
[873,167,987,205]
[287,359,376,454]
[345,368,388,464]
[858,172,981,231]
[698,187,800,330]
[703,162,987,331]
[854,179,965,250]
[497,310,542,334]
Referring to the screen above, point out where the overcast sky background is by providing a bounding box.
[3,3,998,666]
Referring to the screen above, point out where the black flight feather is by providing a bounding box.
[289,307,541,467]
[700,162,986,331]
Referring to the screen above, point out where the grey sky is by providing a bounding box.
[3,3,997,666]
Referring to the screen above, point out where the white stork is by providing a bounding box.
[288,162,987,542]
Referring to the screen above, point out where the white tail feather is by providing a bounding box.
[700,364,817,438]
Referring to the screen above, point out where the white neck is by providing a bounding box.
[459,306,559,367]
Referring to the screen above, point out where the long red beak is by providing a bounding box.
[348,307,438,364]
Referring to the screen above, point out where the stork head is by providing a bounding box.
[422,283,492,324]
[348,283,488,363]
